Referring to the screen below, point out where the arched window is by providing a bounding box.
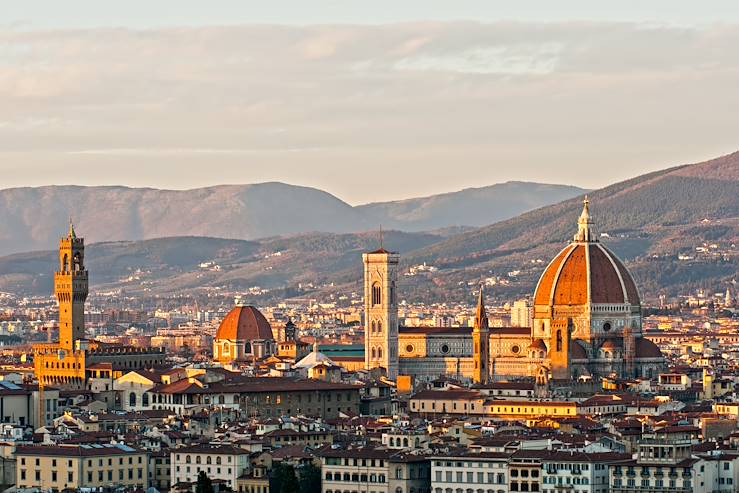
[216,457,222,465]
[245,342,252,354]
[196,456,201,464]
[377,321,383,334]
[62,254,69,273]
[403,438,409,447]
[371,347,377,359]
[186,455,191,464]
[73,252,82,272]
[372,283,382,306]
[206,457,212,465]
[223,342,230,355]
[371,321,376,334]
[556,330,563,352]
[378,347,383,359]
[129,392,137,408]
[142,393,149,407]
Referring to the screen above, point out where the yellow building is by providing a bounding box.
[15,443,148,491]
[33,223,165,394]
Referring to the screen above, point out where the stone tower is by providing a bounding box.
[472,286,490,385]
[363,248,399,380]
[55,221,88,350]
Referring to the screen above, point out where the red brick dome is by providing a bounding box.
[216,305,273,341]
[533,199,639,307]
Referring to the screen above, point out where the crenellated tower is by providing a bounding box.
[55,221,88,350]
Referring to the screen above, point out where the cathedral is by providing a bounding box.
[364,199,665,384]
[33,223,165,390]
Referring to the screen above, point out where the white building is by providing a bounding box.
[431,452,509,493]
[170,444,250,490]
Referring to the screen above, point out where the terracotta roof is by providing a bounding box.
[534,242,640,307]
[571,341,587,359]
[216,305,273,341]
[635,337,663,359]
[528,339,548,352]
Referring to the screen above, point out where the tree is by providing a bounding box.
[298,463,321,493]
[271,463,299,493]
[196,470,214,493]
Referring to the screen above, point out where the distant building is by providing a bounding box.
[510,299,533,328]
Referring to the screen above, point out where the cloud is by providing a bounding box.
[0,21,738,202]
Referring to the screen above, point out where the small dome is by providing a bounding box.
[216,306,274,341]
[635,337,662,358]
[571,341,587,359]
[600,339,621,350]
[528,339,548,352]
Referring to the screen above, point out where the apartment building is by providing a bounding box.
[431,452,509,493]
[170,444,250,490]
[15,444,147,491]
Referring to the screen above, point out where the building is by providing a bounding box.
[431,452,509,493]
[150,376,361,419]
[15,443,148,491]
[511,300,533,329]
[33,223,165,393]
[609,438,703,493]
[362,199,665,383]
[213,305,276,364]
[320,447,431,493]
[170,444,250,490]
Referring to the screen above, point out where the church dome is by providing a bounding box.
[528,339,548,352]
[600,339,621,350]
[533,199,640,307]
[216,305,274,341]
[635,337,662,358]
[571,341,587,360]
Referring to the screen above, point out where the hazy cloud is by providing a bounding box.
[0,21,738,203]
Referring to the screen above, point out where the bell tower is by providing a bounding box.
[472,286,490,385]
[363,248,399,380]
[55,221,88,350]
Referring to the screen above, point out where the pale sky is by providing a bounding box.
[2,1,739,204]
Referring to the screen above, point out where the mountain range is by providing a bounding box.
[0,181,585,257]
[0,152,736,302]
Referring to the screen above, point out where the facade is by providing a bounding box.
[363,200,665,383]
[33,224,165,392]
[213,305,276,364]
[170,444,250,490]
[150,377,361,419]
[431,452,509,493]
[320,448,431,493]
[15,444,148,491]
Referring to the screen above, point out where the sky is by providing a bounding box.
[2,1,739,204]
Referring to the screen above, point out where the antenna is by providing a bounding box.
[379,225,384,250]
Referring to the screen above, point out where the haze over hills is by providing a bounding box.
[0,152,736,302]
[0,181,585,257]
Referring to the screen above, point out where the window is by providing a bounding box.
[556,330,563,352]
[372,283,382,306]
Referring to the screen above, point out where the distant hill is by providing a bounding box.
[355,182,586,232]
[0,152,735,302]
[397,151,739,301]
[0,181,585,257]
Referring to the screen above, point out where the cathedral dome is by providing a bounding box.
[533,199,640,307]
[216,305,274,341]
[528,339,548,352]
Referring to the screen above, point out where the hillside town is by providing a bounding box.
[0,201,732,493]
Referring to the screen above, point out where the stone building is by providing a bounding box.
[33,223,165,392]
[212,305,276,364]
[363,199,665,383]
